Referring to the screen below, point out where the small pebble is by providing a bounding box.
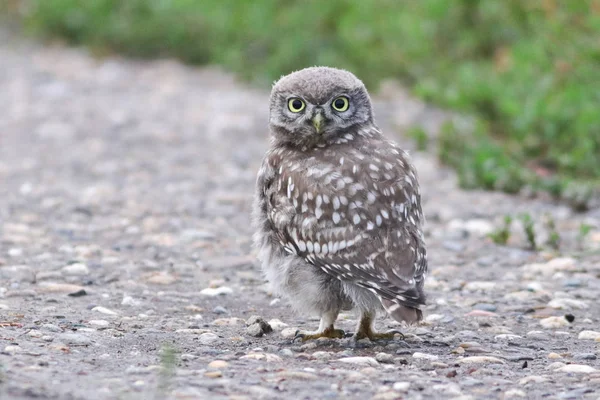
[557,364,597,374]
[208,360,229,369]
[578,330,600,340]
[200,287,233,296]
[392,382,410,392]
[198,332,219,345]
[337,357,379,366]
[61,263,90,276]
[92,306,119,316]
[412,352,439,361]
[212,306,228,315]
[456,356,505,365]
[375,353,394,364]
[539,316,569,328]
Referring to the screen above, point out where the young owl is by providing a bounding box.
[253,67,427,341]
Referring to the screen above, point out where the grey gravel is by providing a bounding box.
[1,27,600,400]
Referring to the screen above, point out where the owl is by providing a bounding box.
[253,67,427,341]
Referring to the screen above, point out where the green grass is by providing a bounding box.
[3,0,599,206]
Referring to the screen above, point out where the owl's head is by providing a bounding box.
[269,67,374,145]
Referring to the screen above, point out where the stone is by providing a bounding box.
[337,357,379,367]
[204,370,222,378]
[267,319,288,330]
[211,318,245,326]
[61,263,90,276]
[200,287,233,296]
[494,334,522,341]
[539,316,569,328]
[92,306,119,316]
[198,333,219,345]
[463,281,496,291]
[519,375,548,385]
[574,353,597,360]
[89,320,109,327]
[412,352,439,361]
[504,389,526,398]
[392,382,410,392]
[37,283,86,293]
[145,273,177,285]
[240,353,282,362]
[281,328,298,338]
[245,316,273,337]
[59,333,92,346]
[276,371,318,381]
[208,360,229,369]
[548,298,589,310]
[578,330,600,340]
[375,353,394,364]
[557,364,597,373]
[456,356,505,365]
[212,306,228,315]
[523,257,577,276]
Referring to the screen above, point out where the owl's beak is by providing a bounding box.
[312,112,324,134]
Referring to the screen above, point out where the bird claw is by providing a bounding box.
[293,327,346,342]
[352,329,405,341]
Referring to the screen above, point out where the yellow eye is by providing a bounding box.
[332,96,349,112]
[288,98,305,113]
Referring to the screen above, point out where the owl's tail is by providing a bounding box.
[381,299,423,324]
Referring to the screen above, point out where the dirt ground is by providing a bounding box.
[1,28,600,400]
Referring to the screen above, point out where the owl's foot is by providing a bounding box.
[352,311,405,341]
[294,327,346,342]
[353,328,404,341]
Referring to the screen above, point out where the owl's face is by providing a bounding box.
[269,67,374,145]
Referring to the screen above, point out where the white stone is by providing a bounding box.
[523,257,577,276]
[4,345,23,354]
[548,298,589,310]
[578,330,600,340]
[456,356,505,365]
[268,319,288,330]
[539,316,569,328]
[281,328,298,338]
[337,357,379,366]
[89,320,109,327]
[61,263,90,276]
[546,362,566,370]
[425,314,444,323]
[519,375,548,385]
[392,382,410,392]
[198,332,219,345]
[505,389,526,398]
[240,353,282,362]
[494,334,522,341]
[121,295,141,306]
[92,306,118,316]
[557,364,597,373]
[200,287,233,296]
[412,352,439,361]
[463,281,496,292]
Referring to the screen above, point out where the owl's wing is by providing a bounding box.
[264,145,427,310]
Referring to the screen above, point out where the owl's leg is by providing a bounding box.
[294,309,346,341]
[352,311,404,341]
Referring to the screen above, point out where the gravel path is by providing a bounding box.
[1,30,600,400]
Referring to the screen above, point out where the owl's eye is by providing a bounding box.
[288,98,305,113]
[332,96,349,112]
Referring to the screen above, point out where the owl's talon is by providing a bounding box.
[293,327,346,342]
[353,329,404,341]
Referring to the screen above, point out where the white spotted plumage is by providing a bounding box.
[253,67,427,339]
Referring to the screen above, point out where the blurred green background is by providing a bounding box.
[2,0,599,208]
